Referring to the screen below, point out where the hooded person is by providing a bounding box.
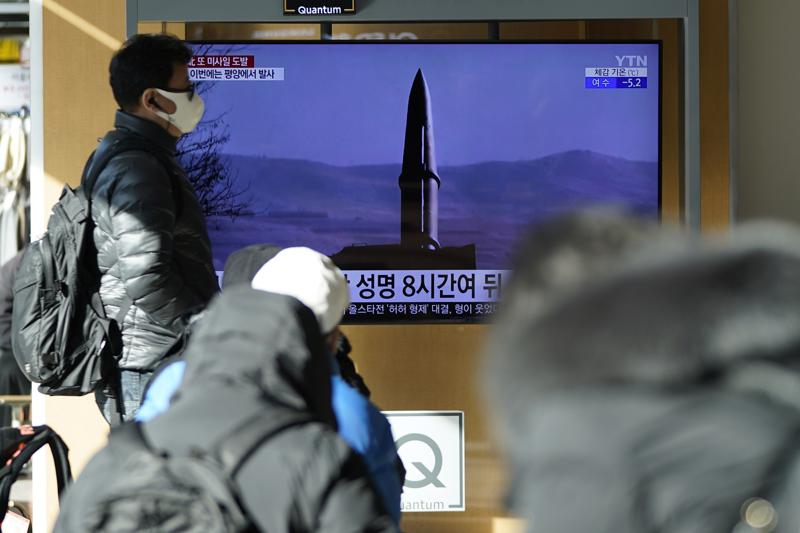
[216,252,366,402]
[134,244,285,421]
[54,286,398,532]
[135,245,402,523]
[250,247,350,361]
[137,244,371,421]
[250,247,402,523]
[485,220,800,533]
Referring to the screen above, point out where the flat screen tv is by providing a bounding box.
[183,41,661,323]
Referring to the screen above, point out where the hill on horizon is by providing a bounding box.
[205,149,659,270]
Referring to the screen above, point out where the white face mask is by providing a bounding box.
[153,88,205,134]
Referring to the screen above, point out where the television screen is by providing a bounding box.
[183,41,661,323]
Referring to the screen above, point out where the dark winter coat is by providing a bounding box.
[150,287,395,532]
[0,251,28,395]
[55,288,397,532]
[89,111,218,370]
[486,230,800,533]
[0,251,23,360]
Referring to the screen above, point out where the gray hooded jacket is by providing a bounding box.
[146,287,396,531]
[487,230,800,533]
[55,287,397,532]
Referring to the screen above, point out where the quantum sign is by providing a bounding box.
[384,411,465,513]
[284,0,355,16]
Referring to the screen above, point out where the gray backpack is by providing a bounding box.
[69,410,308,532]
[11,134,181,421]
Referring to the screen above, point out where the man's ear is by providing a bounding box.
[140,88,162,114]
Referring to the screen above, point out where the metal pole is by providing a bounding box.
[728,0,738,226]
[684,0,701,230]
[488,21,500,40]
[321,21,333,40]
[126,0,138,38]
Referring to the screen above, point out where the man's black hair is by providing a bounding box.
[109,33,192,111]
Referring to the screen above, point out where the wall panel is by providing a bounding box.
[700,0,730,230]
[737,0,800,224]
[41,2,126,528]
[500,20,585,39]
[343,324,506,533]
[657,19,683,223]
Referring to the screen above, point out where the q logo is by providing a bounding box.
[395,433,446,489]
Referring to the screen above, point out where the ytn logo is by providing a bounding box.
[616,55,648,67]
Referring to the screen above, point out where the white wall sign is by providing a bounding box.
[384,410,465,512]
[0,64,29,112]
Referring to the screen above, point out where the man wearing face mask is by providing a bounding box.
[87,34,218,423]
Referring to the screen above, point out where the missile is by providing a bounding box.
[398,68,441,251]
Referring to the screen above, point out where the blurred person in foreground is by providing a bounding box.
[136,245,402,524]
[485,211,800,533]
[55,283,397,531]
[249,247,401,523]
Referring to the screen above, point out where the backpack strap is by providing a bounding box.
[213,409,312,479]
[104,412,310,530]
[138,409,312,479]
[0,425,72,518]
[81,136,185,220]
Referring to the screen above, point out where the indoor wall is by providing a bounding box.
[736,0,800,224]
[37,0,127,530]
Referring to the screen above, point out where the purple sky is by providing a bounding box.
[192,42,660,167]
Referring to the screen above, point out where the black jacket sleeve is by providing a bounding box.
[108,153,202,326]
[335,334,371,398]
[0,250,23,354]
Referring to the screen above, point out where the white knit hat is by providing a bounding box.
[251,247,350,334]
